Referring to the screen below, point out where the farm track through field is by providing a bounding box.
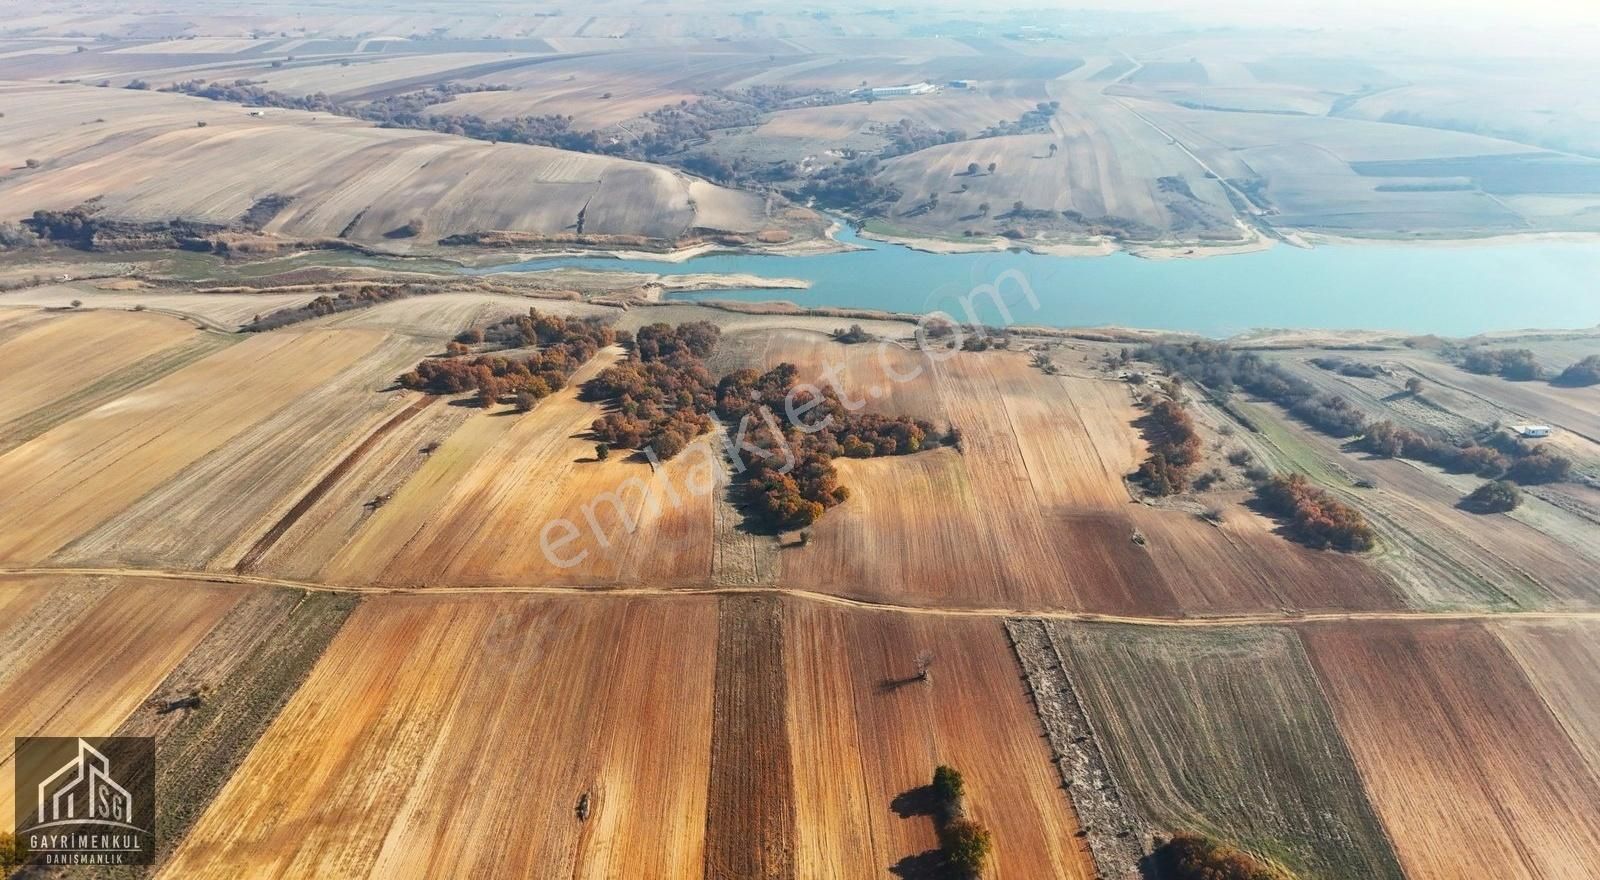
[233,394,439,573]
[6,565,1600,627]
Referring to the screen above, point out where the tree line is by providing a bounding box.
[244,284,432,331]
[1141,341,1573,487]
[1452,345,1600,387]
[1135,395,1203,496]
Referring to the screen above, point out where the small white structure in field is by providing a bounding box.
[864,82,937,98]
[1513,424,1553,438]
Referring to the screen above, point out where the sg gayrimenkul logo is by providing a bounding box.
[13,737,156,866]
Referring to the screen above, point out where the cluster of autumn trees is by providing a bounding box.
[1135,398,1203,496]
[1454,346,1600,388]
[714,363,944,529]
[1143,341,1573,485]
[398,308,616,408]
[1458,347,1543,381]
[244,284,430,331]
[1555,354,1600,387]
[1141,342,1366,436]
[1359,421,1571,484]
[581,320,947,529]
[587,321,722,459]
[1153,833,1293,880]
[1255,474,1375,551]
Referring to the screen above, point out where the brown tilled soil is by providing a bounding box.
[703,595,795,880]
[1005,618,1148,880]
[1304,622,1600,880]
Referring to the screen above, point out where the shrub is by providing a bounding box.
[1553,355,1600,387]
[514,390,539,412]
[932,765,965,808]
[24,158,41,168]
[1404,376,1425,395]
[1154,832,1292,880]
[939,818,994,878]
[1461,480,1521,513]
[1461,348,1542,381]
[1506,449,1572,484]
[1255,474,1375,551]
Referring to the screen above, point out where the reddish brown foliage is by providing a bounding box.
[715,363,942,530]
[398,308,615,407]
[587,322,721,455]
[1155,832,1293,880]
[1136,398,1202,495]
[1255,474,1375,551]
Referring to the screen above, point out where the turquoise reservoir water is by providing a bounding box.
[470,225,1600,337]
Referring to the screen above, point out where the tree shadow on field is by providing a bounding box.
[889,849,948,879]
[889,784,952,879]
[877,673,927,694]
[891,784,938,819]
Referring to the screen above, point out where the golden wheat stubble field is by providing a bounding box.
[747,332,1400,614]
[321,346,717,588]
[0,325,383,564]
[0,576,241,830]
[0,307,195,427]
[159,594,720,880]
[0,81,788,245]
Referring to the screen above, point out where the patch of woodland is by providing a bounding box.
[1133,391,1203,497]
[243,283,435,331]
[1358,421,1571,484]
[163,78,850,188]
[1451,345,1544,381]
[1308,356,1385,378]
[397,307,617,409]
[1148,832,1294,880]
[23,204,230,252]
[1144,341,1573,484]
[831,323,879,344]
[582,321,950,530]
[1253,473,1376,551]
[714,363,952,530]
[586,321,722,458]
[1449,345,1600,389]
[1553,354,1600,387]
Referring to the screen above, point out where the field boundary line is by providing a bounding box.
[5,565,1600,628]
